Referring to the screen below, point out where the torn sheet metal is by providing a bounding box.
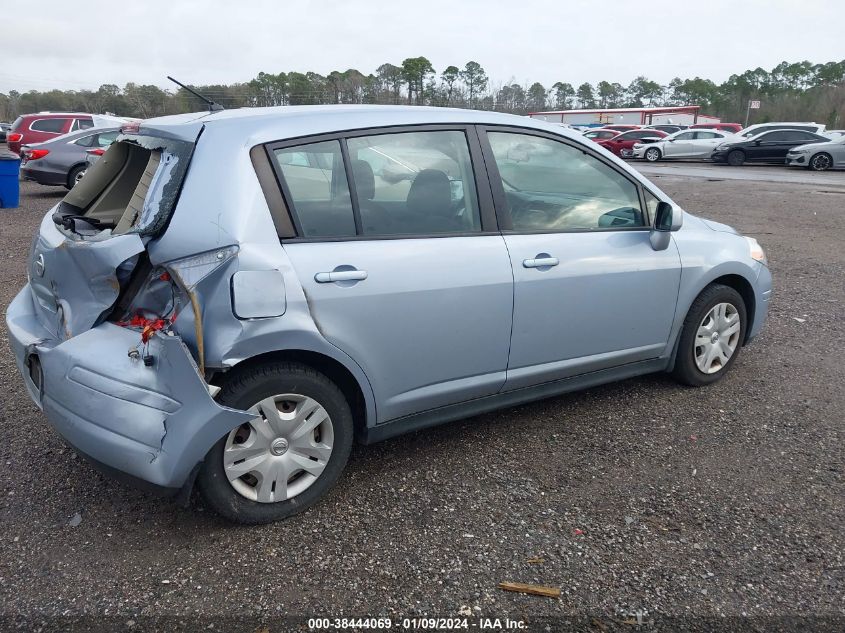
[12,306,253,488]
[28,212,144,340]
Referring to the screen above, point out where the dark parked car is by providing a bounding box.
[20,127,119,188]
[0,122,10,142]
[711,129,830,166]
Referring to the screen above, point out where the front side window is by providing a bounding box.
[674,132,695,140]
[75,119,94,130]
[487,132,645,231]
[30,118,68,133]
[273,140,356,238]
[695,131,719,139]
[346,130,481,235]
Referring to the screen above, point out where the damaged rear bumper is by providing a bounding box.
[6,285,253,492]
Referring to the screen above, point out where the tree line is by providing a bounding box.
[2,58,844,127]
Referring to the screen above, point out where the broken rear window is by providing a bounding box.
[58,132,194,237]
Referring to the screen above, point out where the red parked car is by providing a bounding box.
[596,129,668,157]
[6,112,96,154]
[583,128,620,141]
[601,124,641,132]
[689,122,742,134]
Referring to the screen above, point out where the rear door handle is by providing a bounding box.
[523,257,559,269]
[314,270,368,283]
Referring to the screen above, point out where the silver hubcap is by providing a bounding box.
[74,170,86,184]
[223,394,334,503]
[646,149,659,161]
[694,302,741,374]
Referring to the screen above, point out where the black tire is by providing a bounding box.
[66,164,86,189]
[809,152,832,171]
[644,147,661,162]
[197,362,353,524]
[671,284,747,387]
[726,150,745,166]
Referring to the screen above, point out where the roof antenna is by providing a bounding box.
[167,76,224,112]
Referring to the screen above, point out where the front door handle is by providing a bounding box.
[314,269,368,283]
[523,256,559,269]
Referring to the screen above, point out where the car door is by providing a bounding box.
[690,131,724,158]
[480,128,682,390]
[272,127,514,423]
[665,131,695,157]
[752,131,791,161]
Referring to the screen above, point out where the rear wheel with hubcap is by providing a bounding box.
[197,362,353,524]
[672,284,747,387]
[66,165,86,189]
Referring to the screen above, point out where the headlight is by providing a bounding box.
[715,144,730,150]
[744,236,767,266]
[789,147,809,153]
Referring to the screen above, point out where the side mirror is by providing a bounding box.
[667,138,675,142]
[754,140,762,146]
[650,201,674,251]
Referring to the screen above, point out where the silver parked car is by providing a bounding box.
[20,127,119,188]
[6,106,772,524]
[786,135,845,171]
[633,128,734,162]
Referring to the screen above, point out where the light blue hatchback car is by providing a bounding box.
[6,106,771,523]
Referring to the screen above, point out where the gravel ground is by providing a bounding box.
[0,168,843,632]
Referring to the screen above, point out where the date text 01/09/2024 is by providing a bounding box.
[307,617,528,629]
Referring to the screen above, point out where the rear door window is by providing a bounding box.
[273,140,356,238]
[30,118,68,133]
[346,130,481,235]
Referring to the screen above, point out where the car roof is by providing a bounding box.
[21,112,92,118]
[143,105,592,144]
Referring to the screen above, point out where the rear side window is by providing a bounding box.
[487,131,645,231]
[30,118,68,133]
[72,119,94,131]
[273,140,356,238]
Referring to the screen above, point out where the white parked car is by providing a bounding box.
[737,122,826,139]
[632,129,734,162]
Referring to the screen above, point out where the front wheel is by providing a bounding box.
[809,153,832,171]
[197,362,353,524]
[644,147,661,162]
[672,284,747,387]
[726,150,745,166]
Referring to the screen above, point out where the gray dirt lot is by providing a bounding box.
[0,167,843,629]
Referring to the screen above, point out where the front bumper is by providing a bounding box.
[785,153,807,166]
[710,150,729,163]
[5,285,253,491]
[746,262,772,344]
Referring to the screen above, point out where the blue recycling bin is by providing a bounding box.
[0,150,21,209]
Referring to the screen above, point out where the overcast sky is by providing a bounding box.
[2,0,843,94]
